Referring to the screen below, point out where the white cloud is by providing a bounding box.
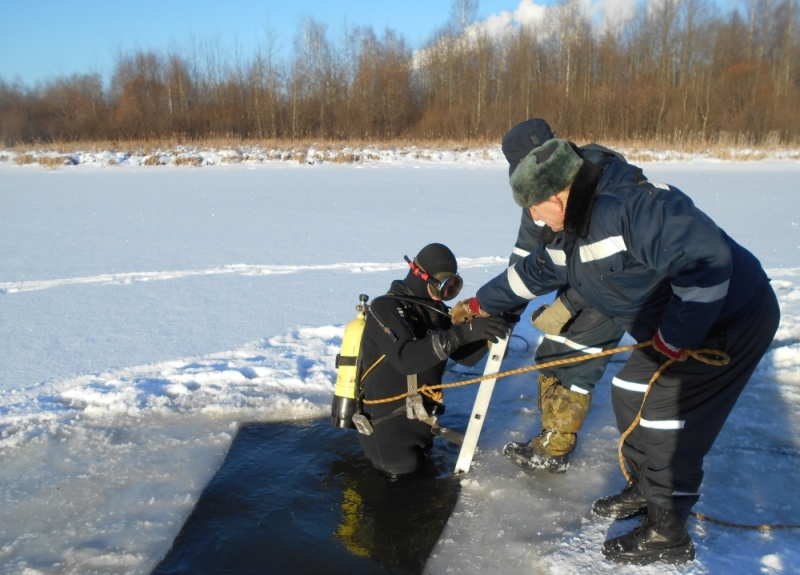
[466,10,516,40]
[593,0,640,33]
[513,0,551,27]
[484,11,517,36]
[463,0,646,39]
[413,0,645,66]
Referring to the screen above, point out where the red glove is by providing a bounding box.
[465,297,482,315]
[653,328,687,361]
[450,297,488,325]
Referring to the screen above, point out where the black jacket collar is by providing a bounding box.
[534,160,605,245]
[563,160,605,238]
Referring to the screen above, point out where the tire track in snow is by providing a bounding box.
[0,257,506,294]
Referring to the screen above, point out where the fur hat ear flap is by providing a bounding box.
[510,139,584,207]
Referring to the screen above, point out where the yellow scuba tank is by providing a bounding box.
[331,294,369,429]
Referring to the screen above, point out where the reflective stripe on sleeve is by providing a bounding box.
[639,418,685,430]
[543,334,603,355]
[546,247,567,266]
[507,266,537,299]
[671,280,730,303]
[579,235,627,262]
[512,246,530,258]
[569,385,590,395]
[611,377,649,393]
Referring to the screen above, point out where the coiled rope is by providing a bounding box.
[362,339,800,530]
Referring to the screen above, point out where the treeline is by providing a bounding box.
[1,0,799,147]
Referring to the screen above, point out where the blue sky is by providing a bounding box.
[0,0,524,86]
[1,0,735,87]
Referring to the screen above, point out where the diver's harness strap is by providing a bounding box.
[365,293,450,344]
[431,424,465,445]
[405,374,430,421]
[350,373,463,445]
[407,374,464,445]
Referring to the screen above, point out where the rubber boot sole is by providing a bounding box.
[602,539,696,565]
[502,442,570,474]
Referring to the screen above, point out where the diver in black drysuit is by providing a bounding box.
[358,243,511,475]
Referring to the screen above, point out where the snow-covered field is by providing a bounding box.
[1,157,799,574]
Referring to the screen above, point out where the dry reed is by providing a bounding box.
[142,155,164,166]
[2,135,798,165]
[37,156,67,169]
[174,155,203,167]
[13,154,35,165]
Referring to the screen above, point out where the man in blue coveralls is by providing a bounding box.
[454,138,779,564]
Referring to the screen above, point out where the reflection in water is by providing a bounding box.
[152,418,460,575]
[327,442,461,572]
[335,486,372,558]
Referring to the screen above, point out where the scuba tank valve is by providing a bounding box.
[331,294,369,429]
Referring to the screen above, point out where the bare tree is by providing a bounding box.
[450,0,479,35]
[2,1,799,146]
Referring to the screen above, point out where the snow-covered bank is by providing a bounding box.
[0,327,337,452]
[1,143,799,170]
[1,146,507,169]
[1,161,799,574]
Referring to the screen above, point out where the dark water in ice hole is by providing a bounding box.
[151,417,462,575]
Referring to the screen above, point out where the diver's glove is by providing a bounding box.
[452,316,511,344]
[436,317,512,356]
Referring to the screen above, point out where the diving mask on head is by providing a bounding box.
[403,255,463,301]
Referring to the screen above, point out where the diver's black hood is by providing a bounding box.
[402,243,458,299]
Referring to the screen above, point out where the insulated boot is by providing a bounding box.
[592,482,648,519]
[602,503,696,565]
[503,375,590,473]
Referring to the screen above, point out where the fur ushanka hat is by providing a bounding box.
[510,138,584,208]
